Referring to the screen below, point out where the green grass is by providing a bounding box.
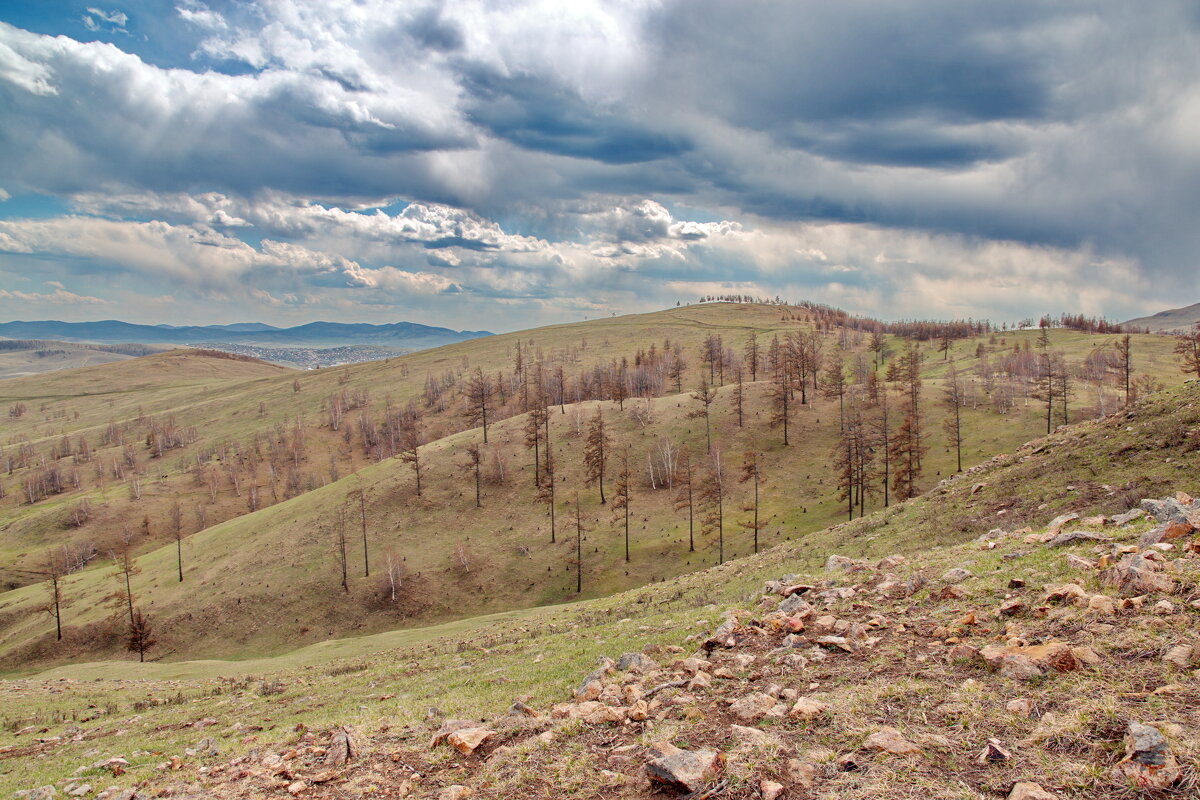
[0,381,1196,795]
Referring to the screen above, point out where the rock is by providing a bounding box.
[628,700,649,721]
[1045,512,1079,535]
[1113,508,1145,526]
[730,692,777,722]
[759,779,786,800]
[779,595,813,616]
[876,554,907,570]
[1163,644,1195,669]
[825,554,855,572]
[616,652,658,673]
[66,786,91,798]
[446,728,496,755]
[645,742,723,793]
[323,726,355,767]
[574,657,615,698]
[789,697,830,720]
[997,598,1026,617]
[438,787,472,800]
[581,705,625,725]
[941,567,973,584]
[14,788,57,800]
[1101,553,1175,595]
[430,719,475,748]
[731,725,778,747]
[1113,722,1181,789]
[1064,554,1095,571]
[1006,698,1034,718]
[977,738,1012,763]
[508,700,540,718]
[1140,498,1191,525]
[1043,583,1087,603]
[786,758,818,786]
[1008,783,1057,800]
[286,781,306,795]
[814,635,854,652]
[1085,594,1117,616]
[948,644,981,663]
[998,655,1044,680]
[864,727,921,756]
[1047,531,1111,547]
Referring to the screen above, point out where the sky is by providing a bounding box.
[0,1,1198,333]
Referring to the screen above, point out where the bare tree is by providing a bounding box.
[697,450,725,564]
[743,332,760,381]
[462,368,494,442]
[125,609,155,663]
[941,363,965,472]
[571,493,589,593]
[168,501,184,582]
[461,443,483,508]
[611,446,632,562]
[673,447,696,552]
[732,364,745,427]
[1175,322,1200,378]
[454,541,474,574]
[399,415,423,496]
[536,442,557,543]
[738,452,766,554]
[383,550,406,602]
[334,504,349,593]
[689,377,716,452]
[583,407,610,503]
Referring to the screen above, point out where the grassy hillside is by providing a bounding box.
[0,304,1190,672]
[0,381,1196,798]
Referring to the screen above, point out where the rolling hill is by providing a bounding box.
[0,374,1196,799]
[0,303,1191,675]
[1122,301,1200,333]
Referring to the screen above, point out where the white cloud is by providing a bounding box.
[0,287,111,305]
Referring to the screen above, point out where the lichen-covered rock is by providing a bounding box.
[645,742,723,793]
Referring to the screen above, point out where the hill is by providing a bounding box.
[0,380,1196,798]
[0,340,167,380]
[0,303,1191,674]
[0,319,492,349]
[1123,301,1200,333]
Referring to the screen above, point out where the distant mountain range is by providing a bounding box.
[1122,302,1200,333]
[0,319,493,349]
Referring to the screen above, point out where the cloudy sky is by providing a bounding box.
[0,1,1197,332]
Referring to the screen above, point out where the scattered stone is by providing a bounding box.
[940,567,973,584]
[323,726,355,767]
[645,742,723,793]
[730,692,777,722]
[730,725,778,747]
[1163,644,1195,669]
[437,787,471,800]
[1008,783,1057,800]
[1086,594,1117,616]
[616,652,658,673]
[446,728,495,755]
[1006,698,1034,718]
[825,554,855,572]
[759,779,786,800]
[1102,553,1175,595]
[1045,512,1080,535]
[1112,722,1181,789]
[14,788,57,800]
[788,697,829,721]
[864,727,921,756]
[430,720,476,748]
[977,738,1012,764]
[1064,554,1095,571]
[286,781,306,795]
[1113,508,1145,526]
[997,598,1026,617]
[1047,531,1111,547]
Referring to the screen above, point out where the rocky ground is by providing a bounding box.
[8,494,1197,800]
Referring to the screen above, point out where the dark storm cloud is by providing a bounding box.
[1,0,1199,327]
